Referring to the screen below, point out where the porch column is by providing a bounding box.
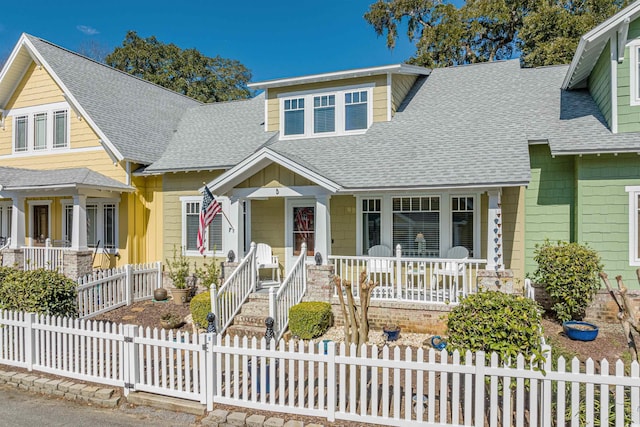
[9,195,25,249]
[226,197,244,259]
[71,194,88,251]
[315,195,331,265]
[486,189,503,272]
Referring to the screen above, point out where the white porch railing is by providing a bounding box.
[269,243,307,342]
[23,239,67,271]
[329,244,487,304]
[76,262,162,319]
[212,242,257,334]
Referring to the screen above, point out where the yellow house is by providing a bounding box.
[0,33,526,291]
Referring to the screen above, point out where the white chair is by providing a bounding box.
[366,245,394,296]
[256,243,280,283]
[432,246,469,298]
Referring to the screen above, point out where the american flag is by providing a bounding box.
[197,186,222,255]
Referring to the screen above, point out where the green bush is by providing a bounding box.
[532,240,602,322]
[190,291,211,328]
[289,302,332,340]
[0,268,78,317]
[447,291,543,361]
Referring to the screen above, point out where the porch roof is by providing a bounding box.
[0,167,133,192]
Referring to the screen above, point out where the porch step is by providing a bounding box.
[225,290,273,339]
[225,324,269,340]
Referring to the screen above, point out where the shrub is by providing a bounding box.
[447,291,543,361]
[190,291,211,328]
[165,245,190,289]
[0,268,78,317]
[532,240,602,322]
[289,302,332,340]
[194,259,220,291]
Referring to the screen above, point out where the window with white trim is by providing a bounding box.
[361,198,381,253]
[62,200,119,250]
[393,196,440,257]
[0,203,12,241]
[181,197,224,256]
[11,104,69,153]
[626,186,640,265]
[279,85,373,138]
[452,196,475,257]
[630,42,640,106]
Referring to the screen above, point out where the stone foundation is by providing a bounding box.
[476,269,519,293]
[529,284,640,324]
[62,250,93,280]
[304,264,335,302]
[2,249,24,270]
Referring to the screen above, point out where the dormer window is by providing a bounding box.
[279,84,373,138]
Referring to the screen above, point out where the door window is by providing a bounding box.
[293,206,315,256]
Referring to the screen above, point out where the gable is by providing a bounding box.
[236,163,314,188]
[5,62,64,110]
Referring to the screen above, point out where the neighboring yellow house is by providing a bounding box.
[0,33,526,283]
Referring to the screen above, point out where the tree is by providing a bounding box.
[364,0,627,68]
[77,40,110,63]
[106,31,251,102]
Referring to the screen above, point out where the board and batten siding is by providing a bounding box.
[588,41,612,128]
[617,19,640,133]
[265,75,388,133]
[236,163,313,189]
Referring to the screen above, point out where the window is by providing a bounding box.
[280,85,373,138]
[393,197,440,257]
[10,103,69,153]
[182,198,223,255]
[452,196,474,257]
[62,200,118,250]
[630,43,640,106]
[284,98,304,136]
[362,198,381,253]
[626,186,640,264]
[14,116,27,152]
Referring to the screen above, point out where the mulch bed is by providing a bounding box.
[92,298,194,333]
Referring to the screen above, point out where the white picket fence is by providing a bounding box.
[0,309,638,426]
[76,262,162,319]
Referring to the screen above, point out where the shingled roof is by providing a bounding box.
[0,167,133,191]
[4,35,202,165]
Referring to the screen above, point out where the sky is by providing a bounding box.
[0,0,418,83]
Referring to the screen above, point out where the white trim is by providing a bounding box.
[629,40,640,106]
[180,195,228,257]
[0,146,104,159]
[263,88,269,132]
[285,198,315,271]
[625,185,640,266]
[611,34,619,133]
[9,103,71,154]
[21,36,124,162]
[60,198,120,252]
[278,84,374,140]
[231,185,331,199]
[249,63,431,89]
[386,73,392,121]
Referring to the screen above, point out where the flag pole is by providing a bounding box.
[203,183,235,230]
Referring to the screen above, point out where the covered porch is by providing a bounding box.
[0,167,134,277]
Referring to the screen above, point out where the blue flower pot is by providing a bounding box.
[563,321,599,341]
[383,327,401,341]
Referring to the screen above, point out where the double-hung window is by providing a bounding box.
[280,84,373,138]
[10,103,69,153]
[626,186,640,265]
[62,199,119,250]
[182,197,224,256]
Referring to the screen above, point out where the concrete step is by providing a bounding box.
[234,312,271,328]
[226,324,268,340]
[126,391,205,416]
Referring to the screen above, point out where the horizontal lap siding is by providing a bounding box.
[576,155,640,287]
[525,145,575,275]
[330,195,356,256]
[391,74,417,115]
[618,20,640,133]
[5,63,64,110]
[251,198,285,263]
[588,41,611,128]
[502,186,525,281]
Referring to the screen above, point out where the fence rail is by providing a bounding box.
[330,245,486,304]
[212,243,257,334]
[0,309,638,426]
[23,240,67,271]
[76,262,162,319]
[269,244,306,342]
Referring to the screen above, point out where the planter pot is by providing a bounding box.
[171,288,189,305]
[563,321,599,341]
[383,327,401,342]
[249,360,279,394]
[153,288,168,301]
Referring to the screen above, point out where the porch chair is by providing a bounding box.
[256,243,280,283]
[431,246,469,299]
[367,244,394,297]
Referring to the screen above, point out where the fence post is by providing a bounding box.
[250,242,257,293]
[25,312,36,371]
[125,264,133,306]
[327,341,336,422]
[268,286,276,326]
[395,244,402,298]
[123,324,139,397]
[541,344,553,425]
[211,291,220,332]
[474,351,486,427]
[45,238,51,268]
[205,332,216,411]
[155,261,162,290]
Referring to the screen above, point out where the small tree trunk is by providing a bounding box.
[600,272,640,363]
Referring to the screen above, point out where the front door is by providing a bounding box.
[286,200,315,272]
[33,205,49,245]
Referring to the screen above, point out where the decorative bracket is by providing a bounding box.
[618,17,630,63]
